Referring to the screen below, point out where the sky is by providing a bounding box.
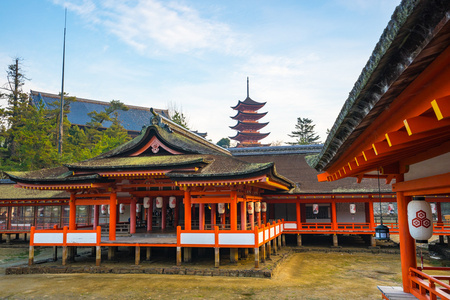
[0,0,401,145]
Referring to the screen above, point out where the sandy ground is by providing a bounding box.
[0,240,407,300]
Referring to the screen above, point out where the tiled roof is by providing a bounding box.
[30,90,169,133]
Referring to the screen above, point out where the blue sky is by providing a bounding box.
[0,0,401,145]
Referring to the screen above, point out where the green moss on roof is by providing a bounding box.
[0,184,69,200]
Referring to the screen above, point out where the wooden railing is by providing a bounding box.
[409,267,450,300]
[30,226,101,247]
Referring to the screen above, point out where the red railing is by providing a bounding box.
[409,267,450,300]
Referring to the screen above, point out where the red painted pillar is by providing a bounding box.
[184,190,192,230]
[230,192,237,231]
[262,212,267,224]
[249,210,254,230]
[296,202,301,230]
[69,193,76,230]
[130,198,136,234]
[211,203,216,226]
[331,202,337,230]
[241,201,247,230]
[146,198,153,232]
[368,201,375,230]
[161,197,167,230]
[109,192,117,241]
[437,202,443,225]
[257,210,261,227]
[397,188,416,293]
[199,204,205,230]
[93,205,99,229]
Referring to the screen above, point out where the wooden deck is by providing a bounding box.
[378,286,418,300]
[101,232,177,246]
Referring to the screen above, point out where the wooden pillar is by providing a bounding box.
[296,202,301,230]
[272,238,277,254]
[5,234,11,244]
[53,246,58,261]
[230,248,238,263]
[281,234,286,246]
[147,198,153,232]
[368,201,375,230]
[96,246,101,266]
[331,202,337,230]
[371,235,377,247]
[199,204,205,230]
[69,193,76,230]
[211,204,216,227]
[161,197,167,230]
[109,192,117,241]
[135,245,140,265]
[62,246,67,265]
[297,234,302,246]
[183,247,192,262]
[214,247,220,268]
[93,205,99,229]
[262,212,267,224]
[250,211,254,231]
[28,245,34,266]
[332,234,338,247]
[130,198,136,234]
[108,246,116,261]
[176,247,182,266]
[254,247,259,268]
[184,190,192,230]
[266,241,271,260]
[257,210,261,227]
[260,244,266,262]
[230,191,238,231]
[397,187,416,293]
[240,201,246,230]
[146,247,151,261]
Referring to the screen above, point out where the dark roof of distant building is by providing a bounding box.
[30,90,169,134]
[229,144,323,156]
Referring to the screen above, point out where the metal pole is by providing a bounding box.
[58,8,67,155]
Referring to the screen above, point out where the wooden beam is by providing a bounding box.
[431,96,450,120]
[392,172,450,194]
[403,115,450,135]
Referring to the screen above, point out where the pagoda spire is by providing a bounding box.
[247,77,249,98]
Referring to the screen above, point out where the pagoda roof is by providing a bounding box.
[8,110,293,191]
[230,131,270,142]
[230,121,269,131]
[30,90,169,135]
[231,111,267,121]
[231,97,266,111]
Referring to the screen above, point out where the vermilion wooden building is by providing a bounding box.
[230,78,270,147]
[308,0,450,298]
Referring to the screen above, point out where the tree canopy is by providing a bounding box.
[216,137,230,148]
[288,117,320,145]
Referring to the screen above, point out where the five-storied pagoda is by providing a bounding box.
[230,78,270,147]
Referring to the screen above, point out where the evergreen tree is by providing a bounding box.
[288,117,320,145]
[217,137,230,148]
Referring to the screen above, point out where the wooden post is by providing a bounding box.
[96,246,101,266]
[135,245,140,265]
[183,247,191,262]
[184,190,192,230]
[5,234,11,244]
[69,193,76,230]
[199,204,205,230]
[332,234,338,247]
[266,242,271,260]
[214,247,220,268]
[28,245,34,266]
[260,245,266,262]
[53,246,58,261]
[146,247,151,260]
[282,234,286,247]
[243,248,249,259]
[62,246,67,265]
[254,247,259,268]
[371,235,377,247]
[176,247,182,266]
[297,234,302,246]
[272,238,277,254]
[257,210,261,227]
[230,248,238,263]
[109,192,117,241]
[130,198,136,234]
[108,246,116,261]
[397,187,416,293]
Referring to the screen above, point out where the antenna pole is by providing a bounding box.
[58,8,67,156]
[247,77,249,98]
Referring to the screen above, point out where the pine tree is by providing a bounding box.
[288,117,320,145]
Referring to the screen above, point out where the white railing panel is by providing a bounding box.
[34,232,64,244]
[276,225,280,235]
[284,223,297,230]
[180,233,215,245]
[270,227,274,238]
[264,229,269,241]
[258,231,264,243]
[219,233,254,246]
[67,232,97,244]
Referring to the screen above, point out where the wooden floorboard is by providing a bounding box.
[378,286,418,299]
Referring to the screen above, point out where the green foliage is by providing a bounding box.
[288,117,320,145]
[171,111,189,129]
[216,137,230,148]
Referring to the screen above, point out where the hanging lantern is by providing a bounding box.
[349,203,356,214]
[312,204,319,215]
[431,203,437,214]
[169,196,177,208]
[408,196,433,243]
[375,224,390,240]
[255,202,261,213]
[155,197,163,209]
[136,203,141,213]
[388,203,395,215]
[247,202,254,214]
[261,202,267,212]
[143,197,150,209]
[101,205,107,215]
[218,203,225,214]
[119,203,125,214]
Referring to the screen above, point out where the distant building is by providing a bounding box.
[229,78,269,147]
